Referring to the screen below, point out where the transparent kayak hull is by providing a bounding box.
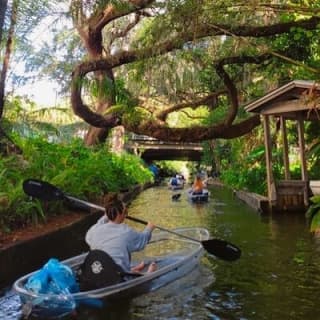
[187,189,210,202]
[168,184,184,190]
[13,227,210,318]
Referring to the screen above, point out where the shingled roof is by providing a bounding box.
[244,80,320,121]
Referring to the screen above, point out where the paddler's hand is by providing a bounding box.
[147,222,156,231]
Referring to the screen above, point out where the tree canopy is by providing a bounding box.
[3,0,320,145]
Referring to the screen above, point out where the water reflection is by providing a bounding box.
[0,289,22,320]
[2,184,320,319]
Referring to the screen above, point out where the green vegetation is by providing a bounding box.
[0,136,153,233]
[1,1,320,236]
[306,195,320,233]
[0,95,155,235]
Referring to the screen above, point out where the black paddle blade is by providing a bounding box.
[23,179,65,201]
[171,193,181,201]
[202,239,241,261]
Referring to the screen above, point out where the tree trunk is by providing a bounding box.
[0,0,17,119]
[0,0,8,44]
[84,89,114,146]
[109,126,125,153]
[81,44,115,146]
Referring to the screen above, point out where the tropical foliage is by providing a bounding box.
[0,136,153,233]
[305,195,320,233]
[2,1,320,145]
[1,1,320,235]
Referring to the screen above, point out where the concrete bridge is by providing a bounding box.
[124,134,203,161]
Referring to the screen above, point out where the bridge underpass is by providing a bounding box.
[124,134,203,161]
[140,147,203,161]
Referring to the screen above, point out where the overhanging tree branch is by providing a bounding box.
[70,2,320,143]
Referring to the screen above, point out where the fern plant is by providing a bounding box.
[305,195,320,232]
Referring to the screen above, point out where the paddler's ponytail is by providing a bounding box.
[104,193,126,221]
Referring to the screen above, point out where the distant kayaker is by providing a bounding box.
[169,175,179,186]
[85,194,157,274]
[192,174,205,194]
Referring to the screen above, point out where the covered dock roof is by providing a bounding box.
[244,80,320,212]
[244,80,320,121]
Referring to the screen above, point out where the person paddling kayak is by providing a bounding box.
[192,173,205,194]
[85,194,157,274]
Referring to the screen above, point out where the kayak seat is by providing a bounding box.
[77,250,125,291]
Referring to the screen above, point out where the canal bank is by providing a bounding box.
[207,178,269,213]
[0,183,149,288]
[1,179,305,288]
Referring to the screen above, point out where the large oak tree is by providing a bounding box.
[67,1,320,144]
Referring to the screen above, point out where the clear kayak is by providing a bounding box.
[13,227,210,318]
[168,184,184,190]
[187,188,210,202]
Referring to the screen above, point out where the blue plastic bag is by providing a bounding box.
[24,258,80,318]
[46,258,79,293]
[25,258,79,294]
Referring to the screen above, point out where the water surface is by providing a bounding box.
[2,184,320,319]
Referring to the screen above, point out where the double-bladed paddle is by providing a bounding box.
[171,193,181,201]
[23,179,241,262]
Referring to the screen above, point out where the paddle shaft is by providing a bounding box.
[67,195,107,212]
[66,195,202,244]
[126,216,202,244]
[127,216,241,259]
[22,179,241,261]
[67,196,241,260]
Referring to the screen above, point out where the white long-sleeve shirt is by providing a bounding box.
[85,215,153,272]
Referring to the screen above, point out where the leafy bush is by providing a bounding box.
[0,137,153,233]
[219,144,282,196]
[305,195,320,233]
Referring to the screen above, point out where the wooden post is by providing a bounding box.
[297,116,309,206]
[297,117,308,181]
[111,126,125,154]
[263,115,276,204]
[280,116,290,180]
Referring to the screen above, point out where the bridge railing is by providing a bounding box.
[128,133,157,141]
[126,133,202,146]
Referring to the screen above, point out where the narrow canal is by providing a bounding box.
[1,183,320,319]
